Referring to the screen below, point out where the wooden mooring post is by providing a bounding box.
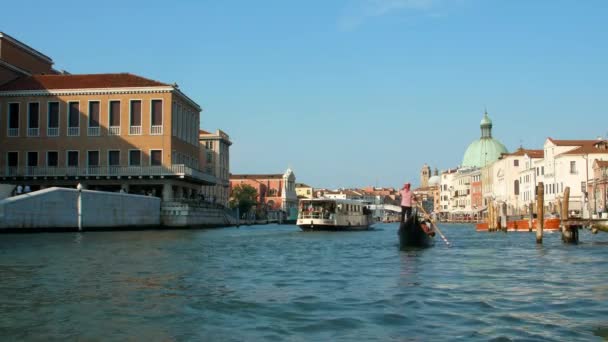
[536,182,544,244]
[528,202,534,232]
[561,187,578,243]
[500,202,507,232]
[488,202,495,231]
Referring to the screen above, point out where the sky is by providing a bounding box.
[3,0,608,189]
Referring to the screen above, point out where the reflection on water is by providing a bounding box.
[1,224,607,341]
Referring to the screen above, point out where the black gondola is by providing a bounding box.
[398,211,435,248]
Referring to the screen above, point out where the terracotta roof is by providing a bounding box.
[0,73,169,91]
[595,160,608,168]
[503,148,544,158]
[547,138,597,146]
[199,129,211,135]
[230,174,283,180]
[559,145,608,156]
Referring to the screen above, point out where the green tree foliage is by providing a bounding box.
[229,184,258,216]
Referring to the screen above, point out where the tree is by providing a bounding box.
[229,184,258,217]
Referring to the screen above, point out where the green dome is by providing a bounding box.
[462,111,508,168]
[462,138,508,168]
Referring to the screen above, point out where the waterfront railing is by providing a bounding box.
[4,164,216,184]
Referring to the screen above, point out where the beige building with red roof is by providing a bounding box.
[199,129,231,207]
[0,72,213,199]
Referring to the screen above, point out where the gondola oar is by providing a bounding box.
[416,203,451,247]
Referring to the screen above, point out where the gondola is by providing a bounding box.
[398,210,435,248]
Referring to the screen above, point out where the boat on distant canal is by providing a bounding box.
[296,198,373,231]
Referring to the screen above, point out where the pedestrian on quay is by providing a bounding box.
[16,185,23,196]
[399,182,415,223]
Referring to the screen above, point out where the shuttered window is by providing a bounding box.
[89,101,100,127]
[130,100,141,126]
[151,100,162,126]
[69,102,79,127]
[150,150,162,166]
[88,151,99,167]
[47,151,58,167]
[8,103,19,129]
[67,151,79,167]
[48,102,59,128]
[109,150,120,166]
[28,103,39,128]
[129,150,141,166]
[109,101,121,126]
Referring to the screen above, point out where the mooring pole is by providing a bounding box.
[528,202,534,232]
[500,202,507,232]
[536,182,544,244]
[561,187,577,243]
[77,183,83,232]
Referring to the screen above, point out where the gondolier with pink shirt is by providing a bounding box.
[399,183,416,223]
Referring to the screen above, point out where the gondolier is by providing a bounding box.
[399,183,416,223]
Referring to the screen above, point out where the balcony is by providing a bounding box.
[8,128,18,137]
[3,164,216,185]
[67,127,80,136]
[88,126,100,136]
[47,127,59,137]
[129,126,142,135]
[28,128,39,137]
[109,126,120,136]
[151,125,163,135]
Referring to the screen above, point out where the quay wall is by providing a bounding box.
[0,187,160,230]
[161,201,237,227]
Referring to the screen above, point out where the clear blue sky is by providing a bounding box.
[3,0,607,189]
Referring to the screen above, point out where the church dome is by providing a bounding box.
[428,175,441,186]
[462,111,508,168]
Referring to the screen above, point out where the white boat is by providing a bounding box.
[296,198,373,231]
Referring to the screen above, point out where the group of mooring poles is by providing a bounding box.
[535,182,578,244]
[485,182,580,244]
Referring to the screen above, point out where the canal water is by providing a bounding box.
[1,223,608,341]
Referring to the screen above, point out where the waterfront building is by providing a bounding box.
[489,148,538,215]
[516,149,544,214]
[199,129,231,207]
[544,138,608,216]
[414,166,440,214]
[588,160,608,215]
[230,169,298,219]
[0,73,213,199]
[0,32,58,86]
[439,168,457,218]
[295,183,314,199]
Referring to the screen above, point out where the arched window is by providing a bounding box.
[514,180,520,196]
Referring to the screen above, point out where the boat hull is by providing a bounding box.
[298,224,371,232]
[398,216,434,248]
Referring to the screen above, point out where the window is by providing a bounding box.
[541,167,544,175]
[514,159,519,167]
[108,150,120,166]
[47,151,58,167]
[88,101,100,136]
[130,100,142,135]
[514,180,519,195]
[87,151,99,167]
[109,100,120,135]
[28,103,40,136]
[129,150,141,166]
[27,152,38,167]
[151,100,163,134]
[150,150,162,166]
[8,103,19,137]
[570,161,577,174]
[206,151,213,163]
[7,152,18,175]
[68,102,80,136]
[67,151,79,167]
[48,102,59,136]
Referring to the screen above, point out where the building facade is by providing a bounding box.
[0,73,214,199]
[230,169,298,219]
[0,32,58,86]
[199,129,231,207]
